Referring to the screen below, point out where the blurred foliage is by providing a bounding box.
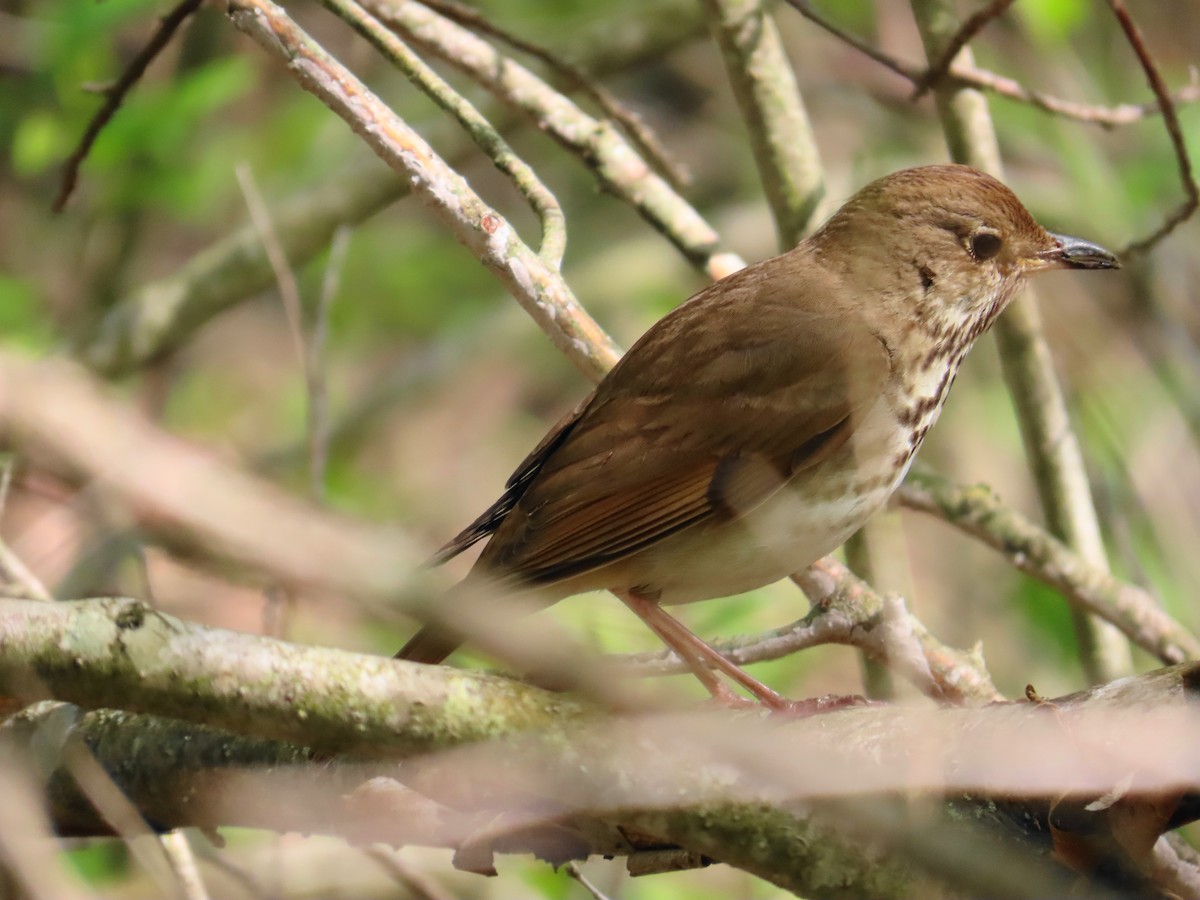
[2,0,1199,895]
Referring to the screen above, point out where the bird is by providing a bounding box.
[396,164,1119,708]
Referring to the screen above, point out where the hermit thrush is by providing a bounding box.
[397,165,1118,707]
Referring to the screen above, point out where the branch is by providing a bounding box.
[897,471,1200,665]
[223,0,621,381]
[1107,0,1199,254]
[701,0,825,247]
[319,0,567,269]
[53,0,205,212]
[75,164,407,377]
[413,0,692,192]
[780,0,1200,128]
[75,0,711,378]
[910,0,1015,100]
[624,556,1002,705]
[4,617,1200,899]
[366,0,746,280]
[0,351,425,602]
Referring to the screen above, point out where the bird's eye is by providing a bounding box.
[969,230,1003,261]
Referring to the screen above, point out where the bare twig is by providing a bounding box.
[225,0,620,380]
[235,164,307,371]
[0,457,54,603]
[308,225,348,500]
[620,557,1000,705]
[780,0,1200,128]
[414,0,692,192]
[910,0,1015,100]
[320,0,567,269]
[160,831,210,900]
[366,847,458,900]
[565,863,616,900]
[367,0,746,280]
[1107,1,1199,254]
[53,0,204,212]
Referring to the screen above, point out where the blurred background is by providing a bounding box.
[2,0,1199,895]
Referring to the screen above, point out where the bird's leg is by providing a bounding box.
[616,589,791,709]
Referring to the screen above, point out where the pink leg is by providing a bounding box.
[616,590,870,715]
[616,590,790,708]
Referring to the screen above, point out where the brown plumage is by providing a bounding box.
[398,165,1119,706]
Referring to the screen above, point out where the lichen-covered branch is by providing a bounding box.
[5,628,1200,899]
[898,470,1200,664]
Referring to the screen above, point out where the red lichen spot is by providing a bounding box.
[481,214,500,234]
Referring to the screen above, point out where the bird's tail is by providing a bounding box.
[394,625,462,665]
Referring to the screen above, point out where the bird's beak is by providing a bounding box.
[1032,232,1121,272]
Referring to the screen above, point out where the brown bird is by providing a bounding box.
[397,165,1118,707]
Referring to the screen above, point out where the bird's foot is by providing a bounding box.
[766,692,877,717]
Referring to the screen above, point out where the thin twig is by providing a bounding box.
[308,225,348,500]
[780,0,1200,128]
[320,0,567,269]
[1107,0,1199,254]
[0,456,54,603]
[160,831,211,900]
[226,0,620,380]
[415,0,692,191]
[565,863,617,900]
[367,0,746,280]
[53,0,204,212]
[366,847,458,900]
[622,557,1000,705]
[235,164,307,372]
[910,0,1015,100]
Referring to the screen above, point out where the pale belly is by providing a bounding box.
[568,395,924,605]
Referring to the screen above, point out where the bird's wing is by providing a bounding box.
[465,265,891,586]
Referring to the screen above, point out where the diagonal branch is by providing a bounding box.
[319,0,567,269]
[898,470,1200,665]
[367,0,746,280]
[223,0,620,381]
[53,0,205,212]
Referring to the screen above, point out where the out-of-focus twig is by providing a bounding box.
[1107,0,1199,254]
[225,0,620,381]
[53,0,205,212]
[76,165,405,377]
[308,225,348,500]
